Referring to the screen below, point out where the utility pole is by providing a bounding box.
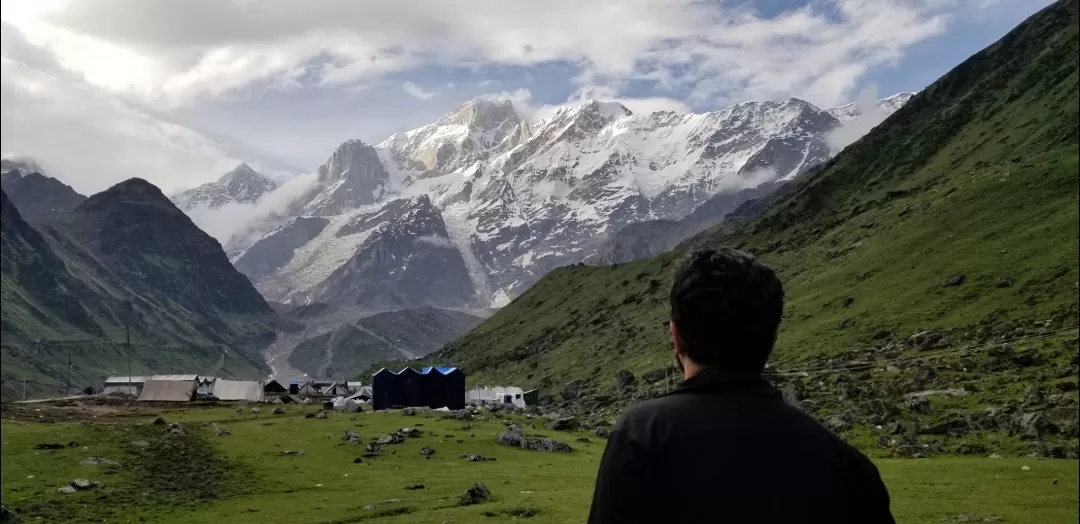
[66,345,71,395]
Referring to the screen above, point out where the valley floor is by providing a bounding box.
[1,403,1077,523]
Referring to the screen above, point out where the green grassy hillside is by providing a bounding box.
[425,0,1079,455]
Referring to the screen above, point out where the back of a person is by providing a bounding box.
[588,248,893,524]
[642,387,886,522]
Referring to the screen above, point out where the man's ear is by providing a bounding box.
[670,320,683,357]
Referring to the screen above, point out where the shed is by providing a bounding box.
[102,376,148,396]
[212,380,265,402]
[296,381,320,396]
[138,379,197,402]
[347,386,373,401]
[523,389,540,406]
[467,386,525,408]
[372,367,423,410]
[420,367,465,410]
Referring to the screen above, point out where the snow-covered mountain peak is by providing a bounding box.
[305,139,390,216]
[171,163,277,210]
[826,92,918,122]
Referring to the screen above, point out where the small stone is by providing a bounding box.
[1021,465,1030,471]
[130,440,150,447]
[57,486,77,494]
[314,411,327,419]
[405,484,425,490]
[33,443,64,450]
[282,450,304,456]
[215,429,230,437]
[152,416,166,425]
[420,447,436,456]
[403,407,416,416]
[1052,479,1059,485]
[988,453,1003,459]
[251,408,262,414]
[342,431,362,442]
[352,458,363,464]
[459,481,492,506]
[363,505,376,511]
[272,407,285,415]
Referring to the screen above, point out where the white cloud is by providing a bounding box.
[825,84,889,152]
[184,172,321,247]
[402,81,438,100]
[415,234,454,249]
[1,0,980,109]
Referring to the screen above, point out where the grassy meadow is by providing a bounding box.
[1,403,1077,523]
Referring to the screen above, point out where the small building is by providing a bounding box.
[372,367,423,410]
[344,381,365,394]
[322,383,348,397]
[347,386,373,401]
[138,379,197,402]
[102,376,148,396]
[523,389,540,406]
[150,374,201,382]
[420,367,465,410]
[212,380,265,402]
[467,386,526,408]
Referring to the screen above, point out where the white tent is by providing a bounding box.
[212,380,265,402]
[150,374,200,382]
[138,380,197,402]
[467,386,526,408]
[332,396,360,412]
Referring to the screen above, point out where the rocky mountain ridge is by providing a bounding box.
[226,92,912,309]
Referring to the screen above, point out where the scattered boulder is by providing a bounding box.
[561,379,586,400]
[304,413,316,419]
[215,429,230,437]
[908,331,943,350]
[546,417,579,431]
[905,397,932,415]
[251,408,262,414]
[459,482,492,506]
[912,365,938,384]
[995,278,1013,288]
[80,457,121,467]
[58,479,101,494]
[593,426,611,439]
[314,411,328,419]
[33,443,64,450]
[942,273,966,287]
[614,370,636,391]
[403,407,416,416]
[272,407,285,415]
[365,443,382,453]
[151,417,166,425]
[576,436,591,443]
[781,379,808,404]
[342,431,362,442]
[841,296,856,307]
[642,367,672,384]
[460,453,490,462]
[497,424,573,452]
[442,410,473,421]
[281,450,304,456]
[57,486,77,495]
[375,433,405,445]
[130,440,150,448]
[352,457,364,464]
[824,412,854,433]
[920,418,969,436]
[1018,412,1059,440]
[399,428,422,438]
[165,423,186,436]
[944,514,1003,522]
[405,484,425,490]
[420,447,436,456]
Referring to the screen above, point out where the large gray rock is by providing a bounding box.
[561,380,586,400]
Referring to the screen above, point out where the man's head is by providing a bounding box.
[669,248,784,377]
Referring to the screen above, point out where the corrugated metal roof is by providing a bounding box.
[149,374,199,382]
[104,376,149,384]
[420,366,459,375]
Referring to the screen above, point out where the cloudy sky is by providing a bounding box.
[0,0,1053,195]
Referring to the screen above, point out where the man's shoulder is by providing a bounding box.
[611,391,698,434]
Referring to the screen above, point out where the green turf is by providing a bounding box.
[1,407,1076,523]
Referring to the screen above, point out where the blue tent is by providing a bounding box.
[419,367,465,410]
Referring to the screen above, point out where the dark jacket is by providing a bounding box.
[588,369,895,524]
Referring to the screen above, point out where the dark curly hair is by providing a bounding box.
[669,248,784,373]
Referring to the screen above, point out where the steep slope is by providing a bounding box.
[1,179,277,399]
[827,92,918,122]
[430,0,1079,455]
[288,307,483,378]
[0,170,87,217]
[171,163,277,210]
